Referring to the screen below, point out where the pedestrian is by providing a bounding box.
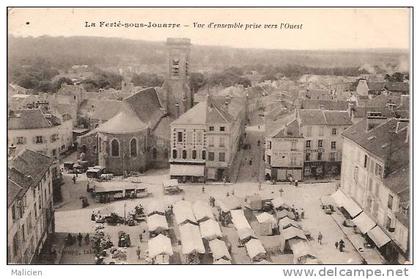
[295,180,298,187]
[335,241,339,249]
[249,159,252,165]
[226,192,230,197]
[136,246,141,259]
[301,208,305,219]
[77,233,83,247]
[86,181,90,192]
[84,233,90,245]
[72,175,76,184]
[202,186,205,193]
[231,189,235,196]
[317,232,323,245]
[258,182,262,191]
[339,239,345,252]
[139,234,143,242]
[279,188,284,197]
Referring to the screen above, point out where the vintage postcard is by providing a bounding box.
[6,7,412,270]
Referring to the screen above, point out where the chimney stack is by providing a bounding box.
[366,112,387,131]
[8,144,16,158]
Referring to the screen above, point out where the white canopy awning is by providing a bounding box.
[148,234,173,259]
[231,209,251,231]
[256,212,276,225]
[271,197,288,209]
[209,239,231,261]
[290,240,315,259]
[192,200,214,222]
[179,223,205,255]
[216,197,242,213]
[199,219,223,241]
[170,164,205,177]
[353,212,376,234]
[281,226,307,241]
[331,190,362,218]
[245,239,266,260]
[279,216,301,230]
[173,200,197,225]
[367,226,391,248]
[147,214,169,233]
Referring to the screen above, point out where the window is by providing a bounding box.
[111,139,120,157]
[209,126,214,131]
[268,141,272,149]
[387,194,394,210]
[329,152,336,161]
[317,152,322,161]
[290,155,297,166]
[35,136,43,144]
[219,152,225,162]
[332,128,337,136]
[375,163,383,178]
[319,126,324,136]
[177,132,183,142]
[304,166,311,176]
[13,234,19,257]
[364,155,368,168]
[172,149,177,159]
[21,224,25,242]
[202,150,206,160]
[208,152,215,161]
[331,141,336,150]
[16,137,25,144]
[318,140,323,148]
[305,153,311,161]
[186,131,193,144]
[220,126,225,132]
[267,155,271,165]
[152,148,157,159]
[192,150,197,159]
[306,126,312,136]
[354,166,359,183]
[52,149,57,157]
[219,137,225,147]
[182,150,187,159]
[130,138,137,157]
[306,140,311,148]
[164,149,169,159]
[196,131,203,144]
[291,141,297,151]
[209,137,214,147]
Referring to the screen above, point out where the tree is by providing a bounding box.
[131,73,164,88]
[189,72,206,93]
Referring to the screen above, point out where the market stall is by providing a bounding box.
[279,226,307,253]
[278,216,302,231]
[255,212,277,236]
[173,200,197,225]
[192,200,214,222]
[209,239,231,262]
[271,197,290,210]
[146,200,166,216]
[230,209,251,231]
[245,239,267,262]
[147,214,169,234]
[179,223,205,256]
[148,234,173,264]
[199,219,223,241]
[290,240,318,264]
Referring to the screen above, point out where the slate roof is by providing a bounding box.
[365,95,401,108]
[342,118,409,162]
[96,104,148,134]
[367,82,409,93]
[171,96,233,126]
[8,109,58,130]
[298,109,352,126]
[124,87,166,129]
[8,149,54,207]
[80,99,123,121]
[300,99,348,111]
[269,119,303,139]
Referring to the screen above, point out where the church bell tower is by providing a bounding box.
[161,38,192,118]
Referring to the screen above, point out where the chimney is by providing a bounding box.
[366,112,387,131]
[347,101,356,119]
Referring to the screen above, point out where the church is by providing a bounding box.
[79,38,192,175]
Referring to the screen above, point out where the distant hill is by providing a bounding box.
[8,35,409,74]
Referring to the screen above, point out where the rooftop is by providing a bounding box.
[298,109,352,126]
[269,119,303,139]
[8,109,61,130]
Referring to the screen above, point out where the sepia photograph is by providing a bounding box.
[6,7,412,268]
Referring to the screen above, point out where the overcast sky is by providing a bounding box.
[8,8,410,50]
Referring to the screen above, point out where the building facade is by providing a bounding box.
[297,109,353,179]
[8,109,73,159]
[340,117,410,263]
[8,149,55,264]
[265,119,304,181]
[169,96,245,182]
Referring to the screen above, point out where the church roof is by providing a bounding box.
[96,104,148,134]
